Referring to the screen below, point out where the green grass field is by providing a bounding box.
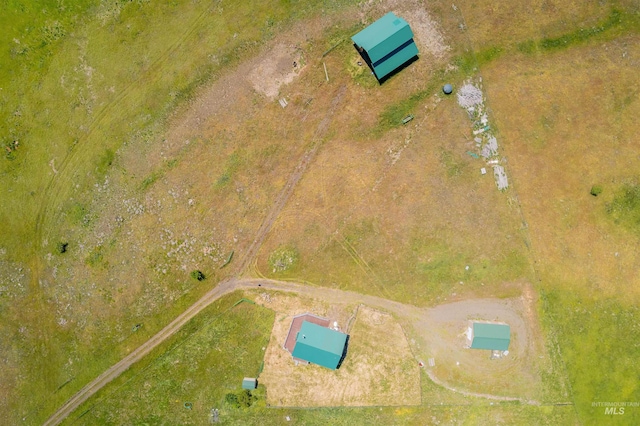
[473,2,640,423]
[66,293,578,425]
[61,292,273,425]
[0,1,355,423]
[1,0,639,424]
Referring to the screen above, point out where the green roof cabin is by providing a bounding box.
[468,322,511,351]
[351,12,419,82]
[291,321,348,370]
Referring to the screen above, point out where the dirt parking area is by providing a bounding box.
[409,283,555,400]
[242,279,563,403]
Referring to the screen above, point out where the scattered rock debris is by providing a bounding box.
[457,80,508,190]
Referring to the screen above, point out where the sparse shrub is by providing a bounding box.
[140,171,160,190]
[3,139,20,159]
[237,390,257,408]
[56,242,69,254]
[590,185,603,196]
[225,390,256,408]
[86,246,104,267]
[96,148,115,176]
[268,245,299,273]
[41,21,66,46]
[606,184,640,230]
[225,393,239,407]
[190,270,206,281]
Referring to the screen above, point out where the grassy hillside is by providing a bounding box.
[62,292,274,425]
[0,1,355,423]
[1,0,639,424]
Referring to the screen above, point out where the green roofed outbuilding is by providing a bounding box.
[242,377,257,390]
[291,321,348,370]
[468,322,511,351]
[351,12,419,81]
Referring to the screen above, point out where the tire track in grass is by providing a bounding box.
[26,0,218,418]
[335,234,390,298]
[34,1,215,262]
[234,85,347,276]
[45,85,346,425]
[43,277,239,426]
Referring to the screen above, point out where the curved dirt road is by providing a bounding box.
[45,276,544,425]
[44,277,238,426]
[44,82,349,426]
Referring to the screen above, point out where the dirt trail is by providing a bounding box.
[45,84,348,425]
[45,276,550,425]
[44,277,237,426]
[235,85,347,276]
[41,8,551,422]
[29,3,219,399]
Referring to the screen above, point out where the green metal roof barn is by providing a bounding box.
[291,321,348,370]
[351,12,419,81]
[469,322,511,351]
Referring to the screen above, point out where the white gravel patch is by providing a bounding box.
[457,84,484,109]
[457,80,508,190]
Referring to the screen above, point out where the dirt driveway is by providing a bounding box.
[240,278,546,403]
[45,276,547,425]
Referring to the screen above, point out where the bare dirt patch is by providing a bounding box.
[410,287,557,400]
[248,43,305,100]
[358,0,451,60]
[258,295,420,407]
[392,2,451,60]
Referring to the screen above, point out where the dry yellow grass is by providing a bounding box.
[244,4,531,305]
[455,0,610,48]
[5,0,638,424]
[255,73,530,304]
[259,301,420,407]
[481,35,640,300]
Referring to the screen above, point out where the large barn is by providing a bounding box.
[351,12,419,81]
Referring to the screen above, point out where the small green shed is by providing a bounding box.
[242,377,257,389]
[351,12,419,81]
[469,322,510,351]
[291,321,348,370]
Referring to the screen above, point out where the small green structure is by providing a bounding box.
[242,377,257,390]
[291,321,348,370]
[352,12,419,81]
[469,322,511,351]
